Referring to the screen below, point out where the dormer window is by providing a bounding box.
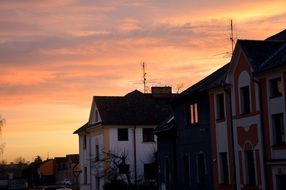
[95,110,99,122]
[240,86,250,114]
[190,103,198,125]
[269,77,282,98]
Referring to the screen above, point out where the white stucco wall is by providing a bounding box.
[267,73,286,159]
[108,126,157,182]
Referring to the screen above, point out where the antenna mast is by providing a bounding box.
[230,19,234,54]
[142,62,147,93]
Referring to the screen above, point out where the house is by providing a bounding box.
[210,32,286,190]
[155,64,229,190]
[155,29,286,190]
[39,154,79,186]
[153,116,176,190]
[74,87,176,190]
[39,159,54,185]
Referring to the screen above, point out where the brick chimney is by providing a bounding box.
[151,86,172,98]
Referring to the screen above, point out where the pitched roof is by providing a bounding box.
[95,90,175,125]
[266,29,286,41]
[238,40,286,72]
[74,90,176,133]
[173,63,229,101]
[73,122,88,134]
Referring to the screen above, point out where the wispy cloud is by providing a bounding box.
[0,0,285,162]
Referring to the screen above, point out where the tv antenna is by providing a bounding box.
[230,19,234,54]
[142,62,147,93]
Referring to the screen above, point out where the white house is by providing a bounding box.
[74,87,175,190]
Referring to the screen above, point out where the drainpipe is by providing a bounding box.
[133,125,137,186]
[252,77,269,190]
[224,86,237,190]
[89,134,92,190]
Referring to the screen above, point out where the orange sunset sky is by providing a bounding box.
[0,0,286,163]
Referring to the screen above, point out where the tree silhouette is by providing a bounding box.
[0,115,6,159]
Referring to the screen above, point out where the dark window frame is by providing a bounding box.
[244,150,256,186]
[117,128,129,141]
[183,154,190,186]
[95,110,99,122]
[269,77,282,98]
[83,135,87,149]
[143,128,154,142]
[197,152,206,185]
[95,144,100,161]
[240,86,251,115]
[272,113,285,146]
[219,152,229,184]
[84,167,87,184]
[189,102,199,125]
[216,93,225,120]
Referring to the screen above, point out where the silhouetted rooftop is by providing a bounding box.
[238,40,286,72]
[173,63,229,101]
[266,29,286,41]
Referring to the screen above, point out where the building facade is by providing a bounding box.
[156,29,286,190]
[74,87,175,190]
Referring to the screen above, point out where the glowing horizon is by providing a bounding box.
[0,0,286,162]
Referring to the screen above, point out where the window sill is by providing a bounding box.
[216,118,225,123]
[142,141,155,144]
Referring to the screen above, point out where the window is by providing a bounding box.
[183,154,190,186]
[119,164,129,174]
[219,152,229,184]
[143,128,154,142]
[276,175,286,190]
[83,135,87,149]
[244,150,256,186]
[95,110,99,122]
[84,167,87,184]
[197,153,206,185]
[144,163,157,180]
[118,128,128,141]
[190,103,198,124]
[240,86,250,114]
[216,93,225,120]
[270,77,282,98]
[95,144,99,161]
[164,157,170,184]
[272,113,285,146]
[96,177,100,190]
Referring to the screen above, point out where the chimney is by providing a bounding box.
[151,86,172,98]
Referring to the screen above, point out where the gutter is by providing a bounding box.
[133,125,137,186]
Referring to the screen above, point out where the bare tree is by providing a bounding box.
[0,116,6,158]
[92,150,133,188]
[14,157,28,164]
[175,83,184,93]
